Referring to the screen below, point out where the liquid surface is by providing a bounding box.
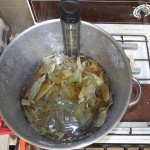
[21,54,113,142]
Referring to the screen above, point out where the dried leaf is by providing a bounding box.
[86,82,96,100]
[28,75,46,100]
[62,67,72,77]
[78,86,86,104]
[57,99,78,114]
[50,63,56,73]
[21,99,32,106]
[69,69,82,84]
[55,132,65,140]
[74,106,92,125]
[48,73,61,84]
[100,83,110,102]
[35,82,55,101]
[55,54,67,65]
[92,73,103,86]
[42,54,55,64]
[77,57,82,70]
[44,85,55,100]
[50,129,56,134]
[77,57,86,72]
[94,108,107,127]
[24,110,35,123]
[40,128,47,135]
[88,60,101,75]
[22,54,112,142]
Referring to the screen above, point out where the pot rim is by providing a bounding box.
[0,19,132,150]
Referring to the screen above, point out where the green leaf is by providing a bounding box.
[28,75,46,100]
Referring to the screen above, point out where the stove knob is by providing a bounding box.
[133,4,150,19]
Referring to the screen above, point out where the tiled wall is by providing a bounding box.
[0,0,34,34]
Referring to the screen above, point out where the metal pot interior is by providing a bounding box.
[0,20,132,149]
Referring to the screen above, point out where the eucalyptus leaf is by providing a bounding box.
[69,68,82,84]
[86,82,96,100]
[22,54,112,142]
[94,108,107,127]
[24,110,35,123]
[44,85,55,100]
[28,75,46,100]
[77,57,82,70]
[35,82,55,101]
[55,132,65,140]
[81,61,86,71]
[100,83,110,102]
[57,99,78,114]
[48,73,61,84]
[21,99,32,106]
[78,86,86,104]
[55,54,67,65]
[50,63,56,73]
[42,54,55,64]
[62,67,72,77]
[92,73,103,86]
[74,107,92,125]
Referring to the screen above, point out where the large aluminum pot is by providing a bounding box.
[0,20,140,149]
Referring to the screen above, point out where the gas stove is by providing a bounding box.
[2,24,150,147]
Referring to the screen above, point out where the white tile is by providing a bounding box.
[124,42,148,59]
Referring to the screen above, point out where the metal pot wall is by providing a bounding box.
[0,20,141,149]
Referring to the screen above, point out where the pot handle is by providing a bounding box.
[128,77,142,107]
[60,0,80,56]
[60,0,80,24]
